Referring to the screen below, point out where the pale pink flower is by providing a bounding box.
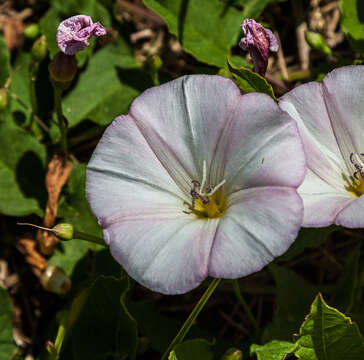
[279,66,364,228]
[56,15,106,55]
[86,75,305,294]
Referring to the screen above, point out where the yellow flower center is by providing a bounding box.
[184,160,227,219]
[346,176,364,197]
[346,153,364,197]
[192,189,227,219]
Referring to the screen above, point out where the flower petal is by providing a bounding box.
[279,81,347,191]
[86,115,187,224]
[322,66,364,162]
[336,196,364,228]
[299,169,354,227]
[56,15,106,55]
[208,187,303,278]
[129,75,242,193]
[104,214,218,294]
[219,93,305,193]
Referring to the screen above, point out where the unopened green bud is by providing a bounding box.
[49,52,77,84]
[31,34,48,62]
[24,24,40,39]
[305,31,332,56]
[0,88,8,110]
[53,223,74,240]
[221,348,243,360]
[40,265,71,294]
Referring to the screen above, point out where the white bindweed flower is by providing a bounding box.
[279,66,364,228]
[86,75,305,294]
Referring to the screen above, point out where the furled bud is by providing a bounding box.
[40,265,71,294]
[239,19,279,76]
[57,15,106,55]
[305,31,332,55]
[49,52,77,84]
[53,223,74,240]
[31,34,48,62]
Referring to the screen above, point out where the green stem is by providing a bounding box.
[53,85,67,155]
[161,278,222,360]
[232,279,259,331]
[73,230,105,246]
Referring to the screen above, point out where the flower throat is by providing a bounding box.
[346,153,364,197]
[184,161,227,219]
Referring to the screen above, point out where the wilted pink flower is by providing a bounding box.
[86,75,305,294]
[279,66,364,228]
[56,15,106,55]
[239,18,279,76]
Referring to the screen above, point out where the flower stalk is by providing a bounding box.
[161,278,222,360]
[53,85,68,155]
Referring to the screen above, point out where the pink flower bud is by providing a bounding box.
[56,15,106,55]
[239,19,278,76]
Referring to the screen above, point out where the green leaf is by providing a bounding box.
[71,275,138,360]
[295,294,364,360]
[226,58,276,100]
[48,240,96,277]
[173,339,213,360]
[9,53,31,125]
[39,7,61,58]
[339,0,364,54]
[241,0,271,18]
[250,340,296,360]
[330,243,361,314]
[129,300,180,352]
[143,0,242,67]
[52,163,102,276]
[263,264,316,342]
[0,286,17,360]
[58,163,101,235]
[0,35,10,88]
[278,227,336,262]
[169,351,178,360]
[62,39,143,128]
[0,122,46,216]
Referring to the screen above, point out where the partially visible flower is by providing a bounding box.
[279,66,364,228]
[86,75,305,295]
[239,19,279,76]
[56,15,106,55]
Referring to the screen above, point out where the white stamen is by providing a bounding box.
[353,153,364,168]
[207,179,226,196]
[194,160,226,197]
[199,160,207,195]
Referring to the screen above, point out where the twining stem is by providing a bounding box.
[17,223,105,246]
[73,230,105,246]
[232,279,259,331]
[53,86,67,155]
[161,278,222,360]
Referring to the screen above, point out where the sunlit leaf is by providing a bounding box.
[250,340,296,360]
[143,0,242,67]
[339,0,364,54]
[295,294,364,360]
